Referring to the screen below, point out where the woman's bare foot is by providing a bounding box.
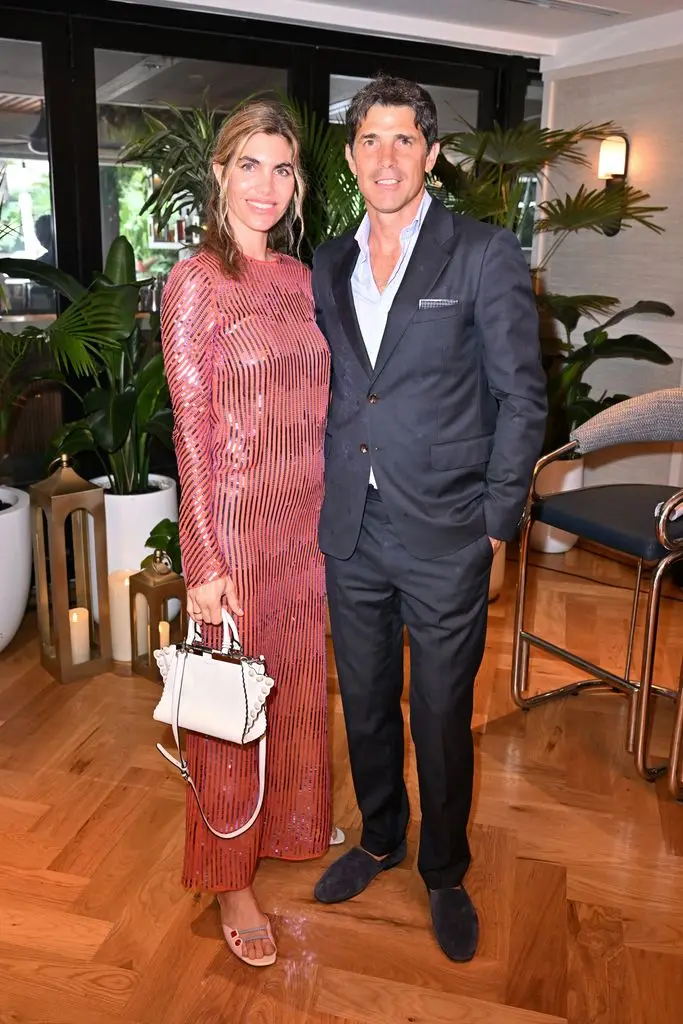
[217,887,275,962]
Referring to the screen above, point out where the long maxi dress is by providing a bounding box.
[161,248,331,891]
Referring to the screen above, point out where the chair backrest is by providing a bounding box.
[570,388,683,455]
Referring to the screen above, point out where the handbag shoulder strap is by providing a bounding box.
[156,734,266,841]
[156,647,266,841]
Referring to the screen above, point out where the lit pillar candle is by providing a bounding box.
[69,607,90,665]
[108,570,148,662]
[158,620,170,648]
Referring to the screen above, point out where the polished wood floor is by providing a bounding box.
[0,549,682,1023]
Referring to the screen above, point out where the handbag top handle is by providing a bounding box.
[185,609,242,654]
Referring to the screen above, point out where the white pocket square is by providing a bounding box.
[418,298,460,309]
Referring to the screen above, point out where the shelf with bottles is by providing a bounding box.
[147,206,202,250]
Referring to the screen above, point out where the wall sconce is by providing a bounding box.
[597,134,629,237]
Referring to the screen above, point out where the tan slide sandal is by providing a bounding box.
[221,918,277,967]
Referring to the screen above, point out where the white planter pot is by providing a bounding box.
[89,474,178,622]
[530,457,584,554]
[0,486,32,655]
[488,541,506,602]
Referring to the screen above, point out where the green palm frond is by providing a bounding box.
[0,258,85,303]
[536,184,667,237]
[430,157,505,222]
[440,120,621,173]
[118,100,221,224]
[46,279,139,377]
[536,293,621,339]
[0,330,34,390]
[538,294,621,318]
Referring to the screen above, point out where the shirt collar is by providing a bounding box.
[355,189,432,261]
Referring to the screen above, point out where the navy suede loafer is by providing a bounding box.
[429,885,479,962]
[314,839,407,904]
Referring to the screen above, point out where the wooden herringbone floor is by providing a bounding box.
[0,549,682,1023]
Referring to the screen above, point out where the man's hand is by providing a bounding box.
[489,537,503,556]
[187,575,243,625]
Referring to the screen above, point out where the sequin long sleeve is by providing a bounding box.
[161,260,231,589]
[164,248,331,892]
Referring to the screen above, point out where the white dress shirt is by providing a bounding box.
[351,190,432,487]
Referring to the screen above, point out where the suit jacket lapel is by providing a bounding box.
[370,201,454,385]
[331,240,373,379]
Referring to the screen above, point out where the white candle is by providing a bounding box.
[108,570,148,662]
[158,620,170,648]
[69,607,90,665]
[135,594,149,657]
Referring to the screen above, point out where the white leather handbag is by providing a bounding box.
[153,610,274,840]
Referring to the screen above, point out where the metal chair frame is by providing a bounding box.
[512,441,683,798]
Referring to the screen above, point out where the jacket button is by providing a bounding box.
[368,394,379,404]
[359,443,369,454]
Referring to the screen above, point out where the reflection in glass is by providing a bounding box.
[329,74,480,134]
[0,38,56,312]
[0,38,60,473]
[94,51,287,276]
[518,78,544,254]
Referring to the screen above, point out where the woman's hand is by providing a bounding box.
[187,575,243,625]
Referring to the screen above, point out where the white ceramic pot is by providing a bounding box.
[530,456,584,554]
[0,486,32,654]
[488,541,506,602]
[88,474,178,621]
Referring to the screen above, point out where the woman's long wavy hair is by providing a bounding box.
[203,99,306,278]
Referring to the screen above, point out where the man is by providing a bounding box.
[312,76,547,962]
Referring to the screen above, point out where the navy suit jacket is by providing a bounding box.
[313,197,548,561]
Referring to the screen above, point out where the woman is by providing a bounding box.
[161,100,331,967]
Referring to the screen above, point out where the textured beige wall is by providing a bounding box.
[543,58,683,487]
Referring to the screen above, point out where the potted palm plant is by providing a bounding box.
[2,236,176,618]
[0,234,136,651]
[431,120,666,267]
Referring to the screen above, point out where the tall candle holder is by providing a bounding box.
[129,549,186,681]
[29,454,112,682]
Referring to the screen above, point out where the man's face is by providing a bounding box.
[346,104,439,216]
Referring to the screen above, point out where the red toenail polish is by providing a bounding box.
[235,939,241,946]
[231,930,237,937]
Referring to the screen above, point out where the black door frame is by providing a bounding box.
[0,0,539,283]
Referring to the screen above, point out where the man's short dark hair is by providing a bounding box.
[345,75,438,150]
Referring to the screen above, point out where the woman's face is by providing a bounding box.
[215,132,296,242]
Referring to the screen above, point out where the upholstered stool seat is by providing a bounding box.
[536,483,683,562]
[511,389,683,799]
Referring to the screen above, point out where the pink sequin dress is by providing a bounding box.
[161,248,331,890]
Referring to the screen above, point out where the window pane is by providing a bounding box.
[329,74,480,133]
[524,78,543,127]
[0,37,56,314]
[518,78,544,256]
[94,50,287,276]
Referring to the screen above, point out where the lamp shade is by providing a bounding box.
[598,135,628,180]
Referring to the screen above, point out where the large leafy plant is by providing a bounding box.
[0,249,135,460]
[50,237,173,494]
[118,95,363,263]
[431,120,666,270]
[538,294,674,452]
[3,237,173,493]
[118,101,218,232]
